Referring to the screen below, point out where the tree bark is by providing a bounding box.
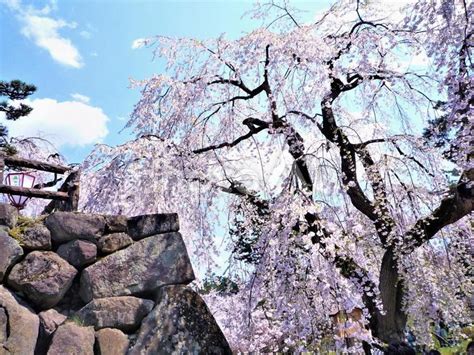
[371,248,407,343]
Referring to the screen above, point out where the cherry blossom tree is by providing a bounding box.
[81,0,473,351]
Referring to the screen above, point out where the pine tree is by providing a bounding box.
[0,79,37,150]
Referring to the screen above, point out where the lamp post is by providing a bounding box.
[5,172,36,209]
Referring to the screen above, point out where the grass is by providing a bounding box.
[438,339,471,355]
[68,315,85,326]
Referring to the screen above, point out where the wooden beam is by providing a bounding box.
[3,155,69,174]
[0,184,69,200]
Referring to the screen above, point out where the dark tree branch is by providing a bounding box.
[193,118,269,154]
[318,70,397,243]
[402,169,473,252]
[262,45,314,192]
[391,141,435,177]
[33,176,62,189]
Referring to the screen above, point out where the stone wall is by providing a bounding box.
[0,204,231,354]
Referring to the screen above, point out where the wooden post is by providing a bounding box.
[0,154,4,185]
[41,169,81,213]
[64,169,80,212]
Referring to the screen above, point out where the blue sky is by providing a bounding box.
[0,0,329,163]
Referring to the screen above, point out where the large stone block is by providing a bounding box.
[39,309,67,337]
[0,285,39,355]
[129,285,232,355]
[0,230,23,282]
[74,296,153,332]
[47,322,94,355]
[80,233,194,302]
[7,251,78,309]
[104,215,128,233]
[36,309,67,354]
[95,328,129,355]
[97,232,133,254]
[0,203,18,228]
[57,239,97,268]
[127,213,179,240]
[21,223,52,250]
[45,212,106,243]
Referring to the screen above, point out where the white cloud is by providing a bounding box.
[3,98,109,148]
[1,0,21,11]
[70,93,90,103]
[131,38,147,49]
[79,30,91,39]
[2,0,83,68]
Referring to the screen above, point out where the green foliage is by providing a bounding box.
[200,274,239,295]
[422,101,462,163]
[1,142,17,155]
[0,79,37,150]
[0,80,36,120]
[68,315,85,326]
[438,340,471,355]
[230,200,268,265]
[434,325,474,355]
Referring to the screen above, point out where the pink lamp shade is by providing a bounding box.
[5,172,36,209]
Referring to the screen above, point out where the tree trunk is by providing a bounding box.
[370,248,407,343]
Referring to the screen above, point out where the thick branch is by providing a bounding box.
[319,72,395,242]
[403,169,473,252]
[263,45,314,192]
[320,100,378,221]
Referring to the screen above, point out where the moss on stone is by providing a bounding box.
[8,215,45,245]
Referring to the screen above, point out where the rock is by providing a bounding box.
[74,296,154,332]
[0,308,7,344]
[104,215,128,233]
[97,233,133,254]
[7,251,78,309]
[21,223,52,250]
[45,212,106,243]
[36,309,67,354]
[57,240,97,268]
[39,309,67,336]
[47,322,95,355]
[0,230,23,282]
[54,281,85,315]
[127,213,179,240]
[95,328,129,355]
[129,285,232,355]
[80,233,194,302]
[0,203,18,228]
[0,285,39,354]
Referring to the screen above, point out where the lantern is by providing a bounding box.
[5,172,36,209]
